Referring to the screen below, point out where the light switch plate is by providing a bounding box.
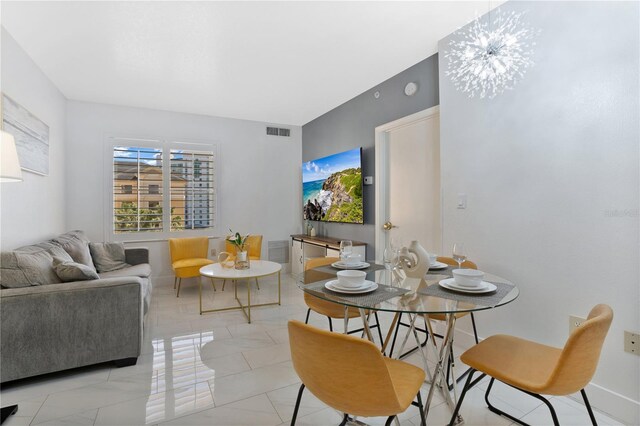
[457,193,467,209]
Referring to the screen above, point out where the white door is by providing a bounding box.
[375,107,442,260]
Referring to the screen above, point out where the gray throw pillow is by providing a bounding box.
[51,231,96,272]
[52,257,100,282]
[89,242,129,273]
[0,243,73,288]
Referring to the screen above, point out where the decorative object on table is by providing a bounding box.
[2,94,50,175]
[217,251,234,269]
[398,240,430,279]
[309,225,316,237]
[445,8,539,99]
[227,229,251,270]
[0,130,22,182]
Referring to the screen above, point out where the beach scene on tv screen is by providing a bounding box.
[303,148,363,224]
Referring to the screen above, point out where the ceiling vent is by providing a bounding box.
[266,127,290,137]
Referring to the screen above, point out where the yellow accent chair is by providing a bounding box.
[303,257,384,344]
[168,237,215,297]
[222,235,263,291]
[448,304,613,426]
[288,320,426,426]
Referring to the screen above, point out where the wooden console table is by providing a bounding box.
[290,234,367,278]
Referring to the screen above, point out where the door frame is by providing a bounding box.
[374,105,441,261]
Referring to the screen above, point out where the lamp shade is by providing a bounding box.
[1,130,22,182]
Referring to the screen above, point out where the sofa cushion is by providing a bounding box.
[98,263,151,280]
[89,242,129,273]
[0,243,73,288]
[52,257,100,282]
[51,231,96,271]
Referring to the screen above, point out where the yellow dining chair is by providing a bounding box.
[433,256,480,343]
[303,257,384,344]
[449,304,613,426]
[222,235,263,290]
[168,237,215,297]
[288,320,426,426]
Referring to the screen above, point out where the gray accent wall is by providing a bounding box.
[302,54,440,253]
[439,1,639,422]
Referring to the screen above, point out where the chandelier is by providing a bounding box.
[445,9,538,99]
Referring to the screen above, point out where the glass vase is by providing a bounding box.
[234,244,250,270]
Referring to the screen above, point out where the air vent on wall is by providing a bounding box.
[268,240,290,263]
[266,127,290,137]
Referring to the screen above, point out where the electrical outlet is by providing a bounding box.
[569,315,586,333]
[210,248,217,256]
[624,331,639,355]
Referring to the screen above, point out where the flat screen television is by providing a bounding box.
[302,147,363,224]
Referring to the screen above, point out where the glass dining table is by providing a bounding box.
[298,263,519,425]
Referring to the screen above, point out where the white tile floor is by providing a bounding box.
[0,274,625,425]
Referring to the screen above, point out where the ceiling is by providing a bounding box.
[1,1,493,126]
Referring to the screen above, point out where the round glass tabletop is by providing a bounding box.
[298,264,519,315]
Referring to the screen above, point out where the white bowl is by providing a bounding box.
[452,269,485,288]
[336,270,367,288]
[343,253,362,265]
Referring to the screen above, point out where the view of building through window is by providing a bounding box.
[170,149,215,231]
[112,145,215,233]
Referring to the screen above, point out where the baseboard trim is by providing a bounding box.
[576,382,639,425]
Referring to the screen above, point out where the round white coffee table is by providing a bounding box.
[199,260,282,323]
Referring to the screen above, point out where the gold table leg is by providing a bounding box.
[201,271,281,323]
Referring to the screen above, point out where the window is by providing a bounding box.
[170,149,215,231]
[111,142,216,235]
[113,146,163,233]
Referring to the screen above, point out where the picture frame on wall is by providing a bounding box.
[1,93,50,176]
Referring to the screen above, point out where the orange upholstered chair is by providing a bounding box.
[303,257,383,344]
[168,237,215,297]
[449,304,613,426]
[288,320,426,426]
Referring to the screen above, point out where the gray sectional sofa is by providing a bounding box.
[0,231,152,383]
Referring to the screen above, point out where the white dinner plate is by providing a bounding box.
[331,261,371,270]
[428,261,449,270]
[325,280,378,294]
[329,279,374,292]
[439,278,497,294]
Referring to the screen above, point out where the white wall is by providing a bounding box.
[439,1,639,422]
[66,101,301,280]
[0,28,68,249]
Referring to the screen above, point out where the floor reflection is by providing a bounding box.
[145,331,216,424]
